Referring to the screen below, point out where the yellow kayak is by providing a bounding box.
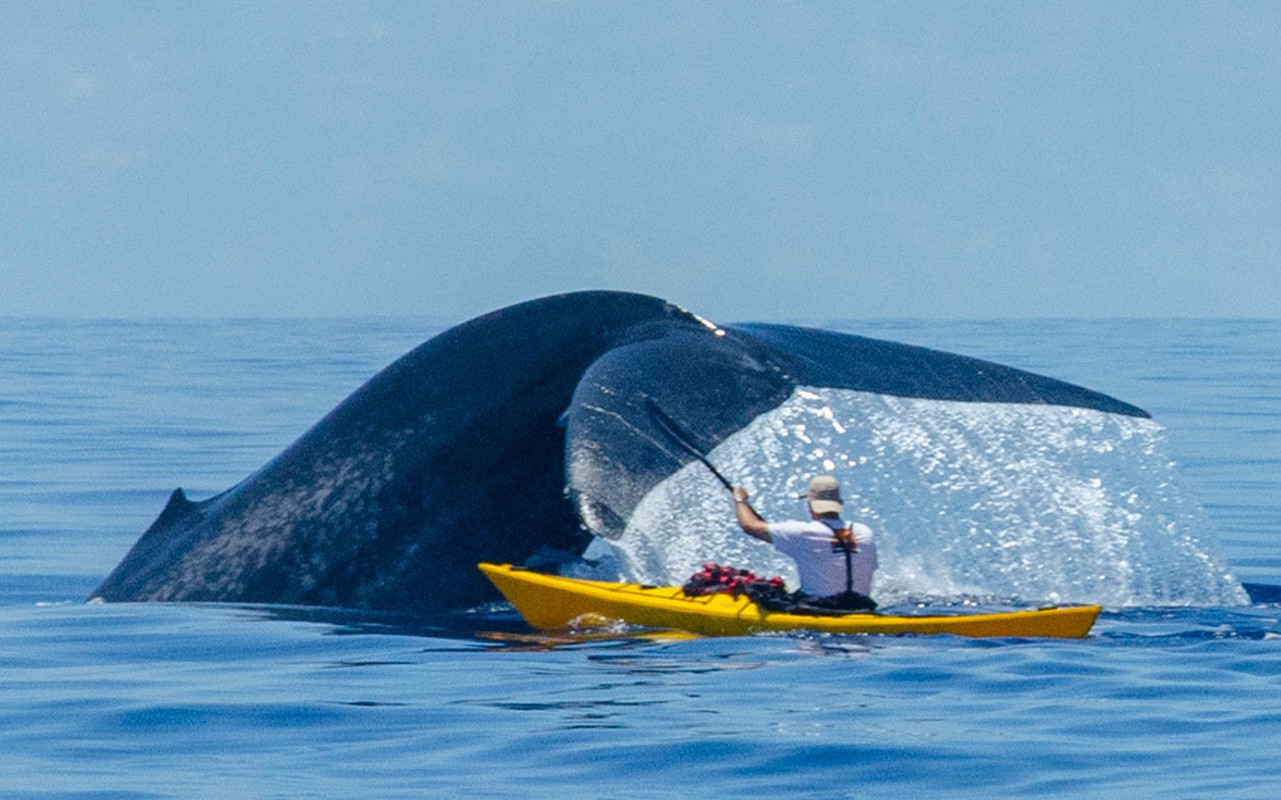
[478,563,1101,639]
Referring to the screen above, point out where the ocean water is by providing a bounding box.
[2,317,1279,799]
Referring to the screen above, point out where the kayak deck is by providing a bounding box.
[478,563,1100,639]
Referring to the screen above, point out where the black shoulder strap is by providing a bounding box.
[830,525,855,594]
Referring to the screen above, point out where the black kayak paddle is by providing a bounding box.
[644,398,735,494]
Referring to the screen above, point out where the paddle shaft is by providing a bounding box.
[645,399,735,494]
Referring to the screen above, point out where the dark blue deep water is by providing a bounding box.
[2,318,1279,798]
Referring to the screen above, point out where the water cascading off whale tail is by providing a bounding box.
[586,387,1249,608]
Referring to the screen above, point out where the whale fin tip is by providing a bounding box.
[147,487,198,533]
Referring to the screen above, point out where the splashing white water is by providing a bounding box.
[585,387,1247,608]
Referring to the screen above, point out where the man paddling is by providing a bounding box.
[732,475,878,610]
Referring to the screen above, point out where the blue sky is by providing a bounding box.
[3,2,1278,321]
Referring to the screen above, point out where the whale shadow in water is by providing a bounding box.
[92,291,1150,615]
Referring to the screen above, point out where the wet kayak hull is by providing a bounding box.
[478,563,1100,639]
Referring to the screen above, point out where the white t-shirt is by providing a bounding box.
[767,518,877,597]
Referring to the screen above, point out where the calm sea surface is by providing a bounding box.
[1,317,1279,799]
